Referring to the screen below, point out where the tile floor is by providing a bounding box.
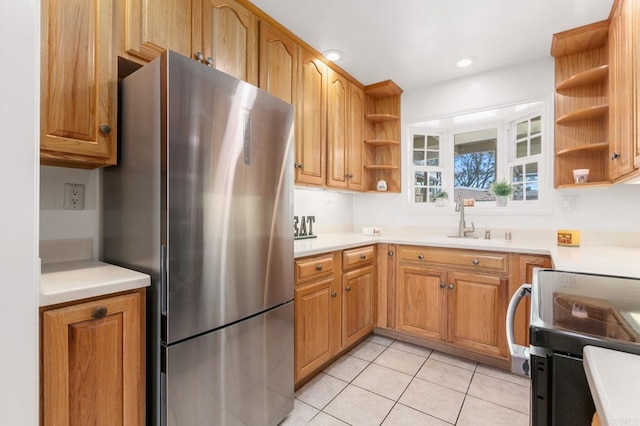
[281,335,530,425]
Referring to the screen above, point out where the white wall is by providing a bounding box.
[294,187,353,233]
[41,167,101,256]
[0,0,39,423]
[352,58,640,240]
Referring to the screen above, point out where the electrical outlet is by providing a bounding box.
[64,183,85,210]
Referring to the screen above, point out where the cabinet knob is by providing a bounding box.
[448,284,454,290]
[417,254,424,260]
[331,292,337,298]
[611,152,621,160]
[195,51,204,61]
[298,163,304,169]
[345,286,351,292]
[92,306,108,319]
[315,264,323,271]
[388,251,394,257]
[472,258,480,265]
[99,124,111,135]
[360,254,366,260]
[205,57,214,67]
[440,282,446,289]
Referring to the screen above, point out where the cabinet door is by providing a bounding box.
[512,255,552,347]
[609,0,635,180]
[41,0,119,167]
[342,265,375,348]
[448,272,507,357]
[327,69,349,189]
[124,0,194,62]
[259,21,297,103]
[347,82,365,190]
[295,48,327,186]
[396,265,446,340]
[294,277,336,383]
[42,291,144,425]
[202,0,258,85]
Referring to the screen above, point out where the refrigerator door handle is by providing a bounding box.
[161,245,168,314]
[506,283,531,376]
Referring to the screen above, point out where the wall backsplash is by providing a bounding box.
[294,187,353,233]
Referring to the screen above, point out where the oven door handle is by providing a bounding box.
[506,283,531,377]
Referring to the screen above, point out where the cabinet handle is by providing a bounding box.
[331,292,337,298]
[345,286,351,292]
[448,284,454,290]
[388,250,394,257]
[92,306,108,319]
[440,282,446,289]
[315,264,323,271]
[417,254,424,260]
[195,51,204,61]
[360,254,366,260]
[472,258,480,265]
[611,152,621,160]
[99,124,111,135]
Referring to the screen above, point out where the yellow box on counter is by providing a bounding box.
[557,230,581,247]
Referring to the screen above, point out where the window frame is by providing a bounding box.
[404,96,553,215]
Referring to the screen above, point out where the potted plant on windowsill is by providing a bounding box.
[432,190,449,207]
[489,179,513,207]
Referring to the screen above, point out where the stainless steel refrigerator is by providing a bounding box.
[103,51,294,426]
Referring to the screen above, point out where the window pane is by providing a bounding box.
[428,172,442,186]
[526,182,538,200]
[427,136,439,150]
[516,121,528,139]
[516,141,527,158]
[531,116,541,134]
[454,129,497,201]
[426,151,439,166]
[526,162,538,182]
[512,165,524,183]
[413,135,425,149]
[512,183,524,201]
[414,188,427,203]
[413,151,425,165]
[530,136,542,155]
[414,171,426,186]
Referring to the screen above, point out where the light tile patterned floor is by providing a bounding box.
[281,335,530,425]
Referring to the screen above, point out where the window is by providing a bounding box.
[410,133,443,204]
[407,98,550,212]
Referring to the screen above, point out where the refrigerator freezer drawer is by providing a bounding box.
[162,301,294,426]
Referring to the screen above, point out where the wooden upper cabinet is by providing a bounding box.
[41,0,121,168]
[609,0,636,180]
[124,0,194,62]
[202,0,258,85]
[42,290,145,425]
[347,83,365,191]
[327,69,350,189]
[295,48,328,186]
[259,20,297,104]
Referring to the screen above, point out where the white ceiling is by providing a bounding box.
[250,0,614,90]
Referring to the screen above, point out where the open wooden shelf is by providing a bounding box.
[364,139,400,146]
[364,164,399,170]
[364,80,403,99]
[556,104,608,124]
[556,181,613,189]
[556,65,609,90]
[556,142,609,156]
[365,113,399,123]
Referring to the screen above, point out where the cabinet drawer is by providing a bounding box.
[342,245,376,270]
[295,253,334,283]
[398,246,508,272]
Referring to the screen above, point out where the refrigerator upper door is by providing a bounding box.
[163,52,294,344]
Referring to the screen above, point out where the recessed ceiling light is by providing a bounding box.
[456,57,474,68]
[323,50,344,62]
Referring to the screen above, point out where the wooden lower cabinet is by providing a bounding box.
[294,246,376,385]
[41,289,145,426]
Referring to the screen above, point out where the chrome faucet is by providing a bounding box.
[455,193,475,238]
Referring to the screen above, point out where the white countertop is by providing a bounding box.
[295,233,640,279]
[583,346,640,426]
[40,260,150,306]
